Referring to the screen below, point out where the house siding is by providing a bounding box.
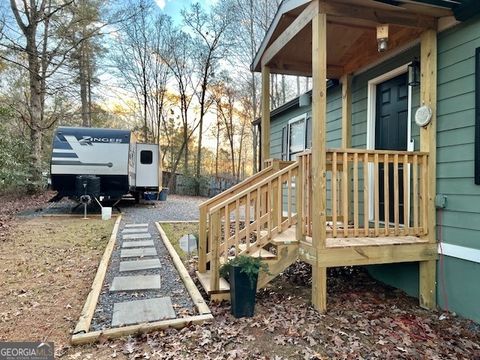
[365,16,480,323]
[266,15,480,322]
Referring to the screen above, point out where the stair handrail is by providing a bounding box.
[208,160,300,292]
[208,161,299,214]
[198,159,294,273]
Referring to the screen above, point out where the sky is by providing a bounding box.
[154,0,217,23]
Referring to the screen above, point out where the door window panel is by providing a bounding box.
[140,150,153,164]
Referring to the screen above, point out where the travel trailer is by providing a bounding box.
[50,126,161,202]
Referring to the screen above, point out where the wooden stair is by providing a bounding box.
[197,227,298,301]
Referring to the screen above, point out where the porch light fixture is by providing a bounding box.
[408,58,421,87]
[377,24,389,53]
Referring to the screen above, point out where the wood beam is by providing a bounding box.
[299,243,438,267]
[419,28,437,310]
[261,65,271,167]
[319,1,437,29]
[262,0,318,67]
[311,8,328,313]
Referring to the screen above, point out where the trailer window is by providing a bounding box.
[140,150,153,164]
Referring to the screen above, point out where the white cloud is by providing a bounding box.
[155,0,166,9]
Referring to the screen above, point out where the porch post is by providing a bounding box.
[261,65,271,169]
[311,7,328,313]
[419,28,437,310]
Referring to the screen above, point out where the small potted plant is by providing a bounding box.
[220,255,269,318]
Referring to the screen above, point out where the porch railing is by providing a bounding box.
[207,161,299,291]
[298,148,429,238]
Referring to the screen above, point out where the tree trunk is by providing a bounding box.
[79,42,90,127]
[27,37,43,188]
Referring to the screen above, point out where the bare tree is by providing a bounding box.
[182,2,233,192]
[0,0,92,187]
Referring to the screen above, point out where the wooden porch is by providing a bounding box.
[197,0,448,312]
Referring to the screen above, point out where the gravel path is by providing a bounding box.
[89,195,206,331]
[19,194,206,220]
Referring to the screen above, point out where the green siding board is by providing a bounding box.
[439,226,480,250]
[437,109,474,131]
[438,143,475,162]
[437,126,475,148]
[368,256,480,323]
[437,256,480,323]
[437,194,480,215]
[437,93,474,117]
[437,178,480,195]
[438,57,475,84]
[439,210,480,231]
[438,76,474,101]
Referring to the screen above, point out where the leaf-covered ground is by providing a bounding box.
[61,265,480,359]
[1,194,479,359]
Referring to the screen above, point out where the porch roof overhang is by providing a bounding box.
[251,0,478,79]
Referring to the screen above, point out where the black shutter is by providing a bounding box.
[281,125,288,160]
[476,47,480,184]
[305,115,312,149]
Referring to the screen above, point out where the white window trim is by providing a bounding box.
[287,113,308,161]
[366,63,415,222]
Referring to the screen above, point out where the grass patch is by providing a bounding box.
[0,216,115,346]
[160,222,199,262]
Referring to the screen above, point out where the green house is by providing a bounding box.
[197,0,480,322]
[251,1,480,322]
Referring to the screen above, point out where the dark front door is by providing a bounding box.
[375,73,408,224]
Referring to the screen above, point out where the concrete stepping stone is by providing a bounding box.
[124,223,149,228]
[120,247,157,258]
[119,259,161,272]
[111,297,175,327]
[123,233,152,240]
[110,275,161,291]
[122,228,149,234]
[122,240,154,248]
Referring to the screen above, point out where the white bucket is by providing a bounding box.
[102,207,112,220]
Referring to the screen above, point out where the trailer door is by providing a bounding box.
[135,144,159,188]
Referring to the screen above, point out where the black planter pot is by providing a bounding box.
[229,265,258,318]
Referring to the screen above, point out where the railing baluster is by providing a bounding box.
[394,154,399,236]
[342,152,349,237]
[384,154,390,236]
[245,193,251,251]
[198,206,207,273]
[268,181,272,238]
[353,152,359,237]
[332,152,337,238]
[209,211,220,291]
[235,199,240,255]
[403,154,409,236]
[277,177,282,232]
[363,153,369,237]
[374,153,380,237]
[413,154,419,233]
[287,170,292,225]
[224,205,230,256]
[421,155,428,235]
[256,187,261,244]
